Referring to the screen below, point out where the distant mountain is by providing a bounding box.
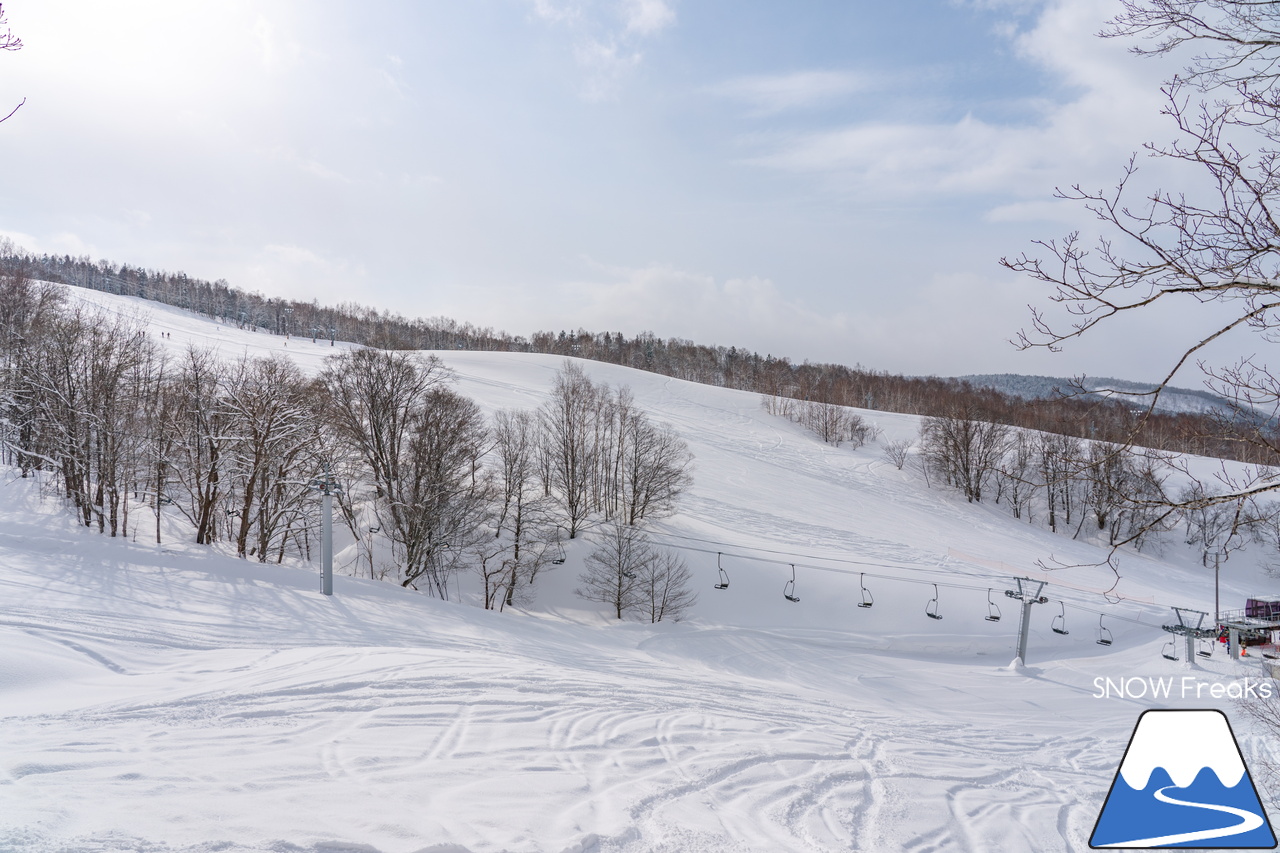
[958,374,1252,419]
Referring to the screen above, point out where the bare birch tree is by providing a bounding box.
[490,407,560,609]
[540,362,604,538]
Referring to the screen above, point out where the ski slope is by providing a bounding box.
[3,284,1279,852]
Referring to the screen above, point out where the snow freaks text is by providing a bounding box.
[1093,677,1274,701]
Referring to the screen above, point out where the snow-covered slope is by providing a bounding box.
[3,284,1279,852]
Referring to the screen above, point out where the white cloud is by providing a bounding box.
[548,261,1122,376]
[0,228,98,258]
[525,0,674,100]
[984,198,1092,225]
[267,146,356,185]
[949,0,1042,11]
[706,70,870,115]
[379,54,409,98]
[738,0,1175,205]
[560,261,851,355]
[529,0,584,25]
[622,0,675,36]
[241,244,368,306]
[251,14,300,72]
[575,38,642,102]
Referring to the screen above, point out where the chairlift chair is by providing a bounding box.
[552,540,566,565]
[1052,601,1069,636]
[926,584,943,620]
[1197,637,1214,658]
[1162,640,1179,662]
[714,552,730,590]
[783,564,800,603]
[985,589,1001,623]
[857,573,873,609]
[1097,615,1113,646]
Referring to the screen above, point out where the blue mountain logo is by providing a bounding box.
[1090,709,1277,849]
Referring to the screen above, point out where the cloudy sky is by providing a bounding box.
[0,0,1222,380]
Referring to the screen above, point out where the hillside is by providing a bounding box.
[3,284,1280,852]
[5,250,1266,466]
[960,373,1251,419]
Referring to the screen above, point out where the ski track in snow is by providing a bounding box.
[2,286,1277,852]
[0,567,1119,853]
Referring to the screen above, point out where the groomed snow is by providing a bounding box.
[2,284,1279,852]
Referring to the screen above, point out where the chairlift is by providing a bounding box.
[783,564,800,603]
[1197,637,1214,658]
[1051,601,1069,635]
[857,573,873,609]
[926,584,943,620]
[1097,615,1113,647]
[551,540,566,565]
[714,552,730,590]
[985,589,1001,623]
[1162,640,1179,662]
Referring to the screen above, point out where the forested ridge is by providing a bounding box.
[0,243,1268,465]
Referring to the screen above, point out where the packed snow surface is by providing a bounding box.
[3,284,1280,852]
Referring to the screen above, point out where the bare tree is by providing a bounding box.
[576,521,649,619]
[394,387,492,596]
[764,394,876,448]
[320,349,450,508]
[636,548,697,623]
[618,410,693,526]
[994,431,1038,521]
[490,408,560,609]
[1083,441,1129,535]
[167,347,234,545]
[222,355,321,561]
[576,521,696,621]
[882,438,912,470]
[140,350,175,544]
[919,411,1010,503]
[0,4,22,124]
[321,348,458,588]
[1037,431,1081,534]
[0,274,63,476]
[1180,481,1248,559]
[17,306,155,535]
[539,362,606,538]
[1002,0,1280,550]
